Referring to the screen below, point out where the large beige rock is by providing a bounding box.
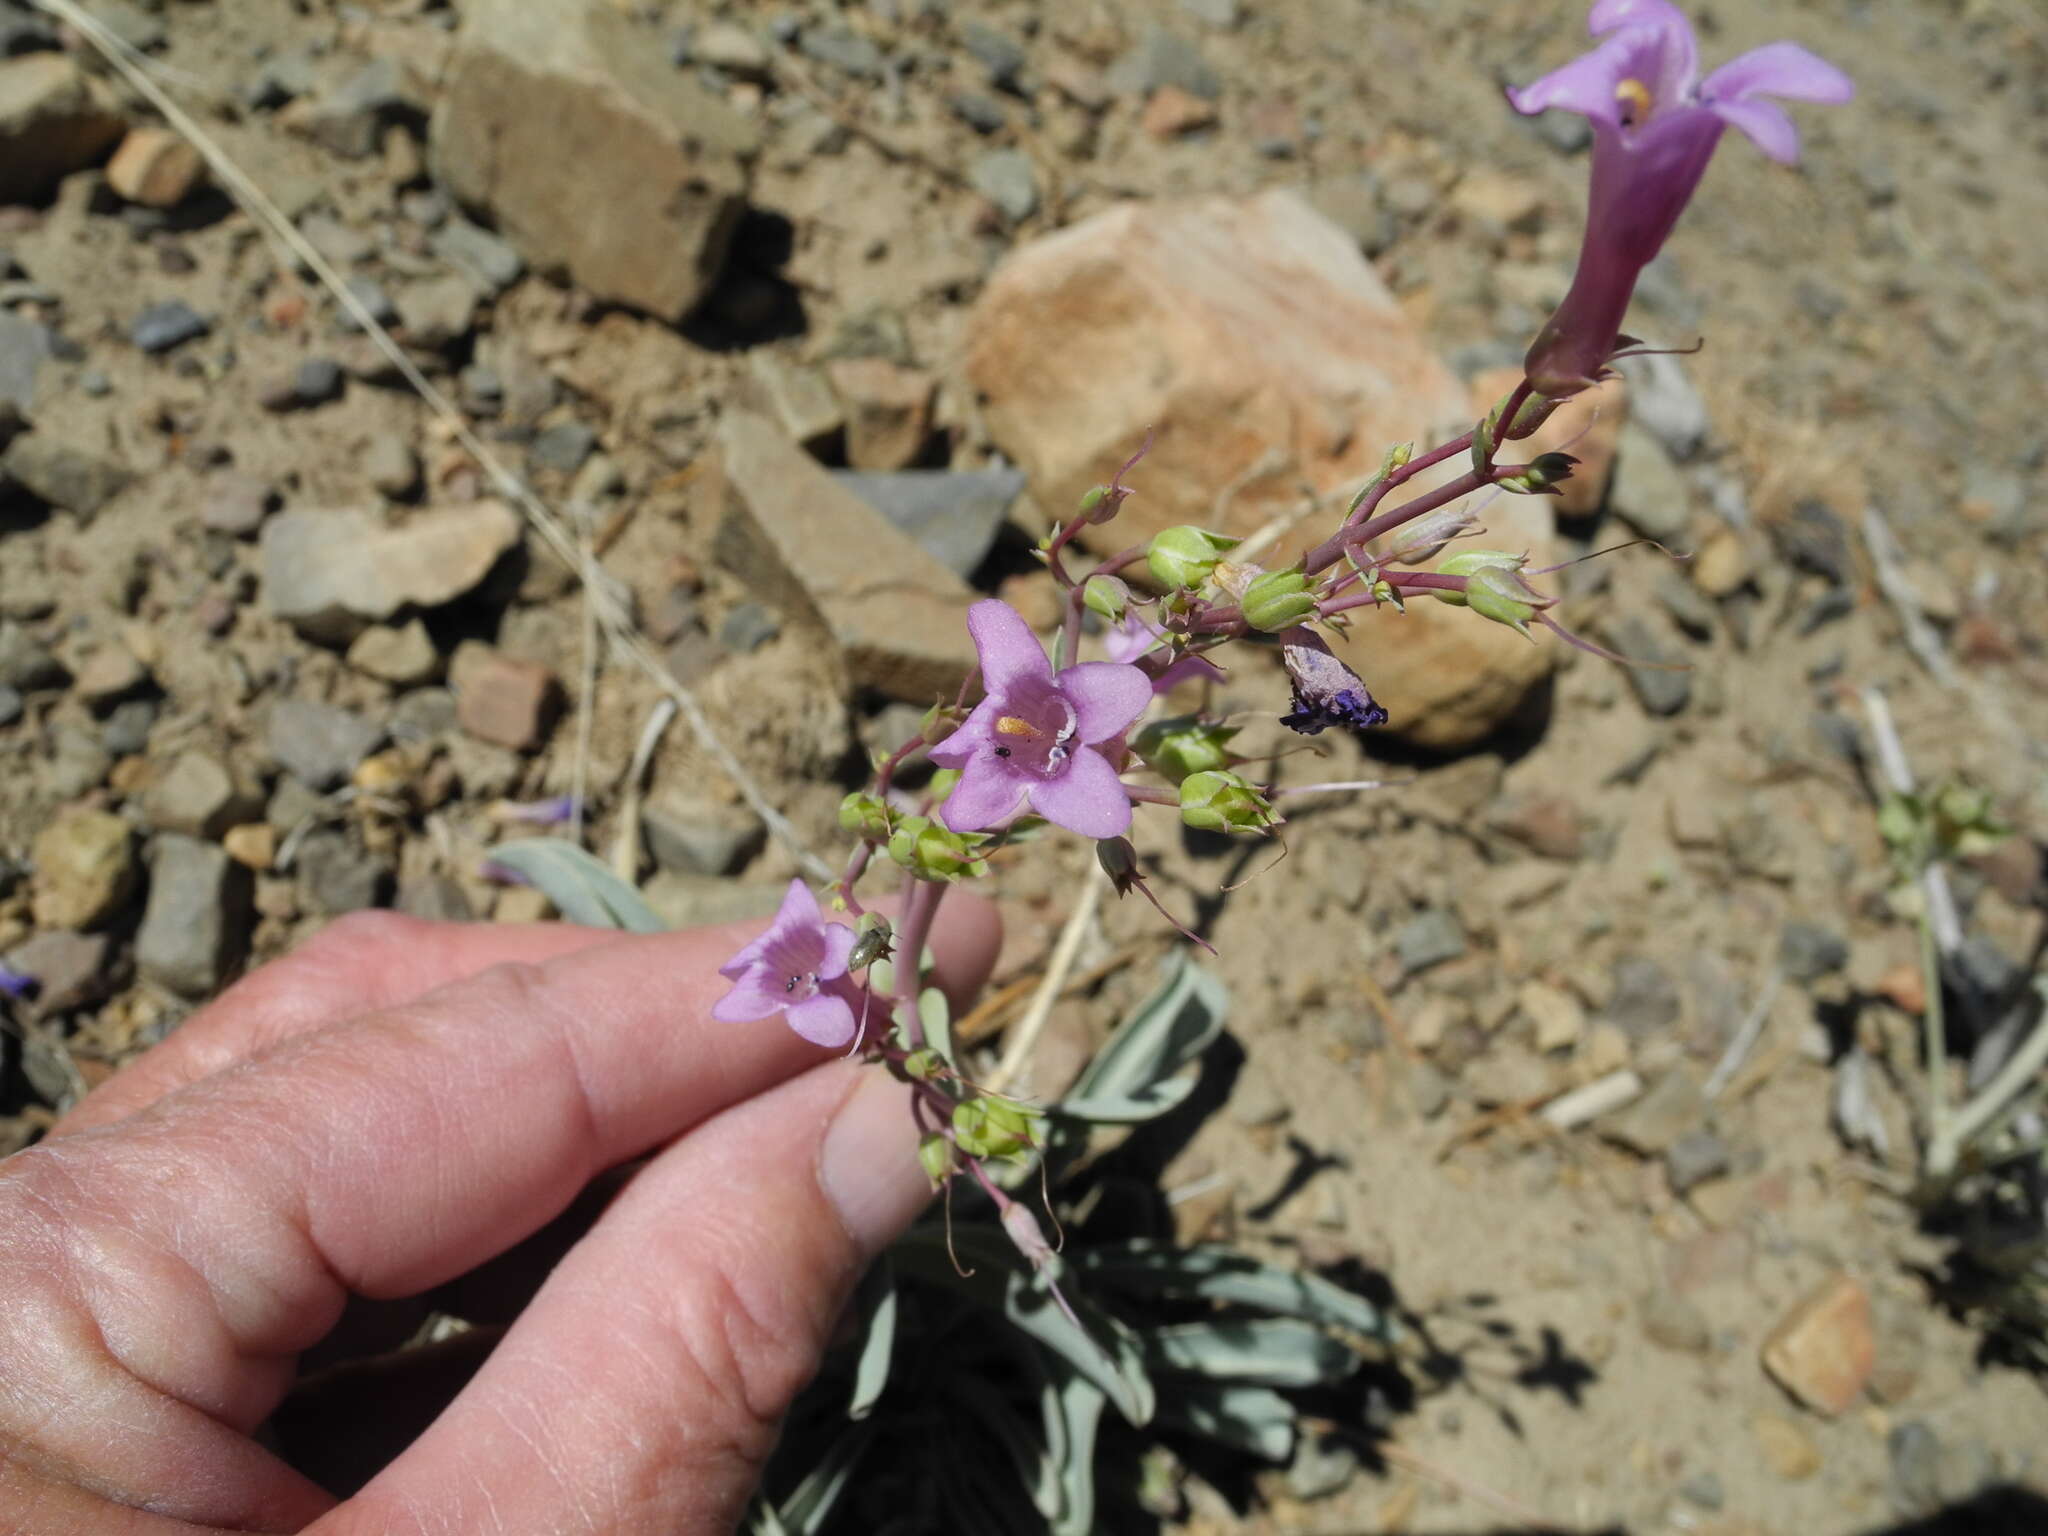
[0,54,124,204]
[710,409,979,703]
[431,0,758,321]
[967,188,1557,749]
[261,502,523,645]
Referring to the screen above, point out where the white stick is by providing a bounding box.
[987,859,1108,1095]
[1541,1070,1643,1130]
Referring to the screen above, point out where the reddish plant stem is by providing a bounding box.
[1122,783,1179,806]
[1319,571,1467,619]
[891,874,945,1050]
[1305,466,1493,576]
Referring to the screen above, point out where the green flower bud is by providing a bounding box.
[1096,835,1139,893]
[952,1097,1035,1159]
[1083,574,1130,623]
[1077,484,1110,519]
[1437,548,1529,578]
[839,790,892,838]
[1464,567,1540,637]
[1241,566,1318,632]
[1179,769,1277,833]
[886,815,988,882]
[1133,715,1239,784]
[1496,451,1579,495]
[1347,441,1414,515]
[1147,525,1239,590]
[917,1132,954,1185]
[902,1047,945,1081]
[918,703,957,748]
[981,1095,1046,1148]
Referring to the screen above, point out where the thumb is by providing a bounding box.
[320,1061,928,1536]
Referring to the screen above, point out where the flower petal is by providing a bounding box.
[966,599,1052,694]
[1709,95,1800,164]
[1025,745,1132,839]
[785,991,859,1049]
[1507,33,1638,128]
[818,920,857,982]
[939,755,1028,833]
[1056,660,1153,744]
[926,697,1000,770]
[1153,652,1227,693]
[711,969,788,1023]
[1588,0,1697,98]
[1702,41,1854,105]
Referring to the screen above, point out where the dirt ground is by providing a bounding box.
[2,0,2046,1533]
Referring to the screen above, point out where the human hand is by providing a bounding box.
[0,898,1000,1534]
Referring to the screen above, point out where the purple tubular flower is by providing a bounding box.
[930,600,1152,840]
[1510,0,1852,396]
[0,962,36,1002]
[490,794,581,826]
[713,878,864,1049]
[1104,611,1226,693]
[1278,626,1389,737]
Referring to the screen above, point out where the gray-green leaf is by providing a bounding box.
[1157,1382,1297,1461]
[1071,1242,1397,1343]
[1058,950,1228,1124]
[485,839,666,932]
[1143,1317,1359,1387]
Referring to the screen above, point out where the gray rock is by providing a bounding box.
[1610,425,1692,543]
[1303,171,1399,257]
[1407,1059,1450,1119]
[431,217,525,295]
[0,309,49,417]
[364,435,420,499]
[432,0,757,322]
[1678,1472,1724,1511]
[830,468,1023,579]
[396,874,474,923]
[640,872,789,929]
[339,275,398,329]
[1181,0,1244,27]
[86,0,164,55]
[129,299,209,354]
[0,683,19,725]
[969,149,1037,221]
[1108,27,1220,98]
[642,791,766,878]
[298,212,374,267]
[1606,954,1681,1037]
[960,21,1027,86]
[948,92,1007,134]
[1773,500,1853,586]
[267,697,384,791]
[1395,908,1466,974]
[136,834,252,996]
[1890,1421,1941,1515]
[265,773,323,833]
[201,471,274,537]
[145,750,261,839]
[1603,1071,1706,1156]
[692,21,770,80]
[100,698,155,756]
[301,57,416,159]
[1655,568,1717,639]
[1665,1127,1731,1193]
[718,602,780,653]
[1615,351,1709,460]
[745,349,843,454]
[294,357,344,407]
[1779,921,1849,984]
[798,26,886,79]
[46,724,110,799]
[2,432,133,519]
[346,618,440,686]
[530,421,596,474]
[0,619,64,690]
[2,928,113,1017]
[295,828,393,915]
[260,501,522,645]
[1608,614,1690,716]
[390,686,459,742]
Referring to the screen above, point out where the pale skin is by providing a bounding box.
[0,899,1001,1534]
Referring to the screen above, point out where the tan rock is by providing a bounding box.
[431,0,757,320]
[1469,366,1625,519]
[261,502,523,645]
[744,350,843,455]
[346,618,442,685]
[1761,1272,1875,1417]
[1140,84,1217,138]
[105,126,204,209]
[30,810,137,931]
[451,642,562,752]
[1751,1414,1821,1481]
[222,823,277,872]
[0,54,125,204]
[493,885,556,923]
[1520,980,1585,1053]
[709,409,978,703]
[826,357,934,471]
[967,189,1550,748]
[1692,527,1752,597]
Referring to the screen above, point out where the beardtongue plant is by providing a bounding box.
[696,1,1851,1525]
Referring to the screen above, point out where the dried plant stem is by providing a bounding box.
[1927,986,2048,1180]
[610,698,676,880]
[37,0,830,882]
[987,857,1108,1095]
[1705,970,1782,1100]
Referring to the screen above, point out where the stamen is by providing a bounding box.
[1615,77,1652,126]
[995,715,1040,738]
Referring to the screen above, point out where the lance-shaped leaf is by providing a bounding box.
[484,838,666,932]
[1071,1241,1398,1343]
[1142,1317,1359,1388]
[1058,950,1228,1123]
[1156,1382,1297,1461]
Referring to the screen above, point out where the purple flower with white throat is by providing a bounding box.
[1510,0,1852,396]
[1278,626,1388,737]
[713,878,865,1049]
[931,600,1151,840]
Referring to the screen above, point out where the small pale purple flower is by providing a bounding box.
[0,962,36,1002]
[1105,610,1226,694]
[1278,626,1388,737]
[1510,0,1852,395]
[713,878,864,1049]
[489,794,581,826]
[931,600,1151,840]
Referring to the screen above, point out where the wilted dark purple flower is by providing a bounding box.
[1510,0,1852,396]
[1278,626,1388,737]
[713,878,864,1049]
[931,600,1151,840]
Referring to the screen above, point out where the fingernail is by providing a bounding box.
[819,1069,931,1261]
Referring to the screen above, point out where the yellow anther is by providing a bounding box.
[995,715,1040,738]
[1614,77,1653,125]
